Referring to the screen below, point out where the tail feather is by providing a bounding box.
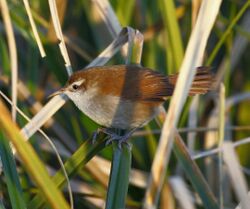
[189,67,214,95]
[168,66,214,96]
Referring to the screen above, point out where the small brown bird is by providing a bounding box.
[50,65,213,146]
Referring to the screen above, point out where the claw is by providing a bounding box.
[105,138,113,146]
[91,127,105,144]
[118,138,132,150]
[118,141,123,149]
[91,131,98,144]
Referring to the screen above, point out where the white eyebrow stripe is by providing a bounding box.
[72,79,85,86]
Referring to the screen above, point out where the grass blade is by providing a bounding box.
[22,0,46,57]
[160,0,184,72]
[86,28,127,68]
[125,27,144,64]
[105,144,132,209]
[0,133,27,209]
[48,0,72,75]
[173,132,219,209]
[47,0,67,43]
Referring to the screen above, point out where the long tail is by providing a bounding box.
[168,67,214,96]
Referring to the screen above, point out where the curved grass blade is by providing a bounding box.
[0,101,70,209]
[206,0,250,65]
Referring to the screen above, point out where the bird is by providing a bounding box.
[50,64,213,147]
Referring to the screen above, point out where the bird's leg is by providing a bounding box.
[91,127,120,144]
[92,127,138,149]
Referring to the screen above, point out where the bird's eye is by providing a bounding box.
[72,84,79,90]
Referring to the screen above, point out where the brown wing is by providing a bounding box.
[121,66,174,101]
[81,65,173,102]
[80,65,213,102]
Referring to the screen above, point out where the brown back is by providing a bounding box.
[69,65,213,102]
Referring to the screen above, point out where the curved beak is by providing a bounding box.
[48,87,66,99]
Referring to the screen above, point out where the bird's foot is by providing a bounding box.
[92,128,132,149]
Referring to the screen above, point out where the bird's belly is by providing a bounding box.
[74,94,160,129]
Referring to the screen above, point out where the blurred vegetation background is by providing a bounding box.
[0,0,250,208]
